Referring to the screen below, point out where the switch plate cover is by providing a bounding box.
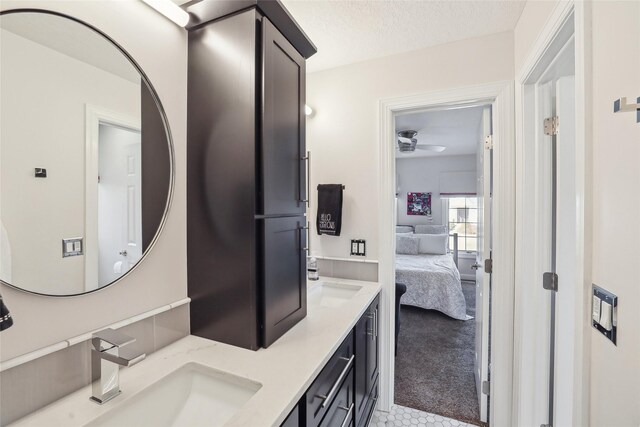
[592,284,617,345]
[350,239,366,256]
[62,237,83,258]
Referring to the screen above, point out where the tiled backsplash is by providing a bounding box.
[0,304,189,425]
[316,258,379,282]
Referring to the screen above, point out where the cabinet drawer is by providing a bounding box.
[306,331,355,426]
[320,369,354,427]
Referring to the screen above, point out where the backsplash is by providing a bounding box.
[316,258,378,282]
[0,304,189,425]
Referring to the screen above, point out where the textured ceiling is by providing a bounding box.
[281,0,526,72]
[395,106,484,159]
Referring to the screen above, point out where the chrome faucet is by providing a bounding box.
[90,328,146,404]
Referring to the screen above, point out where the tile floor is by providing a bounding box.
[370,404,477,427]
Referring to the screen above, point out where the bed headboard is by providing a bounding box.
[396,224,459,267]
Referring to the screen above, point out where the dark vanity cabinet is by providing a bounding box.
[284,295,380,427]
[186,4,315,350]
[355,297,380,427]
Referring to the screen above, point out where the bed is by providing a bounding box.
[395,225,469,320]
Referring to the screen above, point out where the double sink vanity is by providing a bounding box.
[0,2,380,426]
[9,279,381,427]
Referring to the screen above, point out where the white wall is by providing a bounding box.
[590,2,640,425]
[515,1,640,424]
[0,0,188,362]
[0,29,140,295]
[513,1,568,74]
[396,155,476,226]
[306,31,514,261]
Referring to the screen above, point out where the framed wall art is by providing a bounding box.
[407,192,431,216]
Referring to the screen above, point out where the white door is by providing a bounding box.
[526,68,576,427]
[123,141,143,269]
[97,124,142,286]
[474,105,492,422]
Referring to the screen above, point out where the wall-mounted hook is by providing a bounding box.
[613,96,640,123]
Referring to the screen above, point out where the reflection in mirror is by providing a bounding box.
[0,11,173,296]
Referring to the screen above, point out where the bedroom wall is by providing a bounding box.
[306,31,514,266]
[395,154,476,227]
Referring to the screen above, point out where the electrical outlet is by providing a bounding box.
[350,239,366,256]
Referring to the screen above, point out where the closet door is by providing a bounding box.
[261,17,306,217]
[260,215,307,347]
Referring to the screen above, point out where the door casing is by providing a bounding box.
[377,81,516,426]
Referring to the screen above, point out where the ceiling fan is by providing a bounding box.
[396,130,446,153]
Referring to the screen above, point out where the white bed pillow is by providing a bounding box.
[416,233,448,255]
[396,225,414,233]
[414,224,447,235]
[396,234,420,255]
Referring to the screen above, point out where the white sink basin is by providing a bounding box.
[86,363,261,427]
[308,282,362,308]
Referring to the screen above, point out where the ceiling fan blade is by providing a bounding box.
[416,144,446,152]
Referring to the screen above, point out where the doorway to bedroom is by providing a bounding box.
[392,103,493,426]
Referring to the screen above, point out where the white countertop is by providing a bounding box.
[10,277,381,427]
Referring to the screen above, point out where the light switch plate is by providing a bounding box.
[592,284,617,345]
[350,239,366,256]
[62,237,83,258]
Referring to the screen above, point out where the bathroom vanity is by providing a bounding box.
[8,279,380,427]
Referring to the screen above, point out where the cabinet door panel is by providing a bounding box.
[366,297,380,395]
[261,17,306,216]
[261,216,307,347]
[354,313,368,426]
[281,405,300,427]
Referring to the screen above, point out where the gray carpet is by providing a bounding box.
[394,281,482,426]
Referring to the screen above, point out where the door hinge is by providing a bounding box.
[484,258,493,274]
[484,135,493,150]
[482,380,490,395]
[544,116,559,136]
[543,272,558,292]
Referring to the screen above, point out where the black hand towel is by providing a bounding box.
[317,184,343,236]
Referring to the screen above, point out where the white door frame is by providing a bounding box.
[85,104,140,292]
[377,80,516,426]
[513,1,591,426]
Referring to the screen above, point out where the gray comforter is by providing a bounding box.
[395,253,469,320]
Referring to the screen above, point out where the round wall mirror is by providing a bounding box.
[0,10,174,296]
